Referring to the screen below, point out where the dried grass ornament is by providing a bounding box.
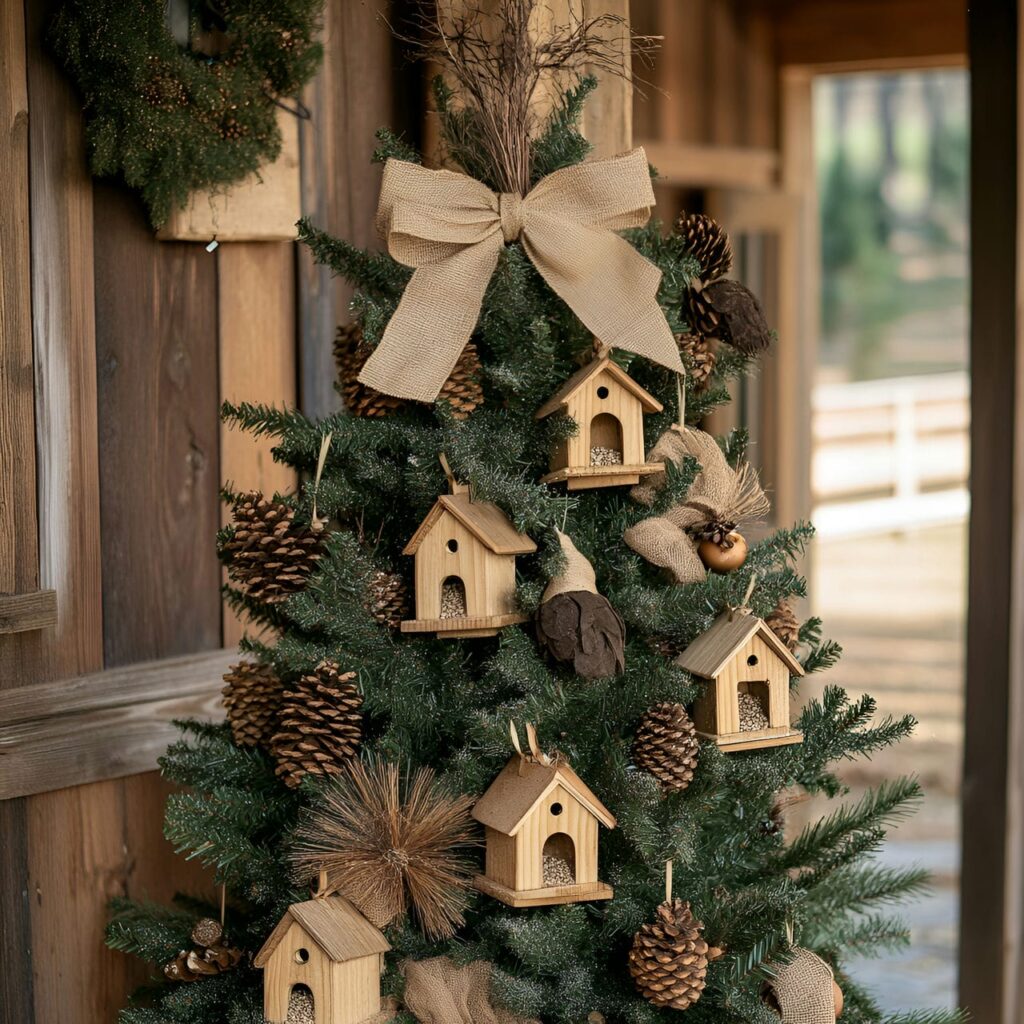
[535,530,625,679]
[625,426,769,583]
[291,759,477,940]
[401,957,541,1024]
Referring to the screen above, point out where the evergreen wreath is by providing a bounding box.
[51,0,323,229]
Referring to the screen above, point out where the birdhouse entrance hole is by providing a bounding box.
[542,832,577,886]
[590,413,623,467]
[440,576,467,618]
[737,681,770,732]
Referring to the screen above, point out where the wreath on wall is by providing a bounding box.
[51,0,324,229]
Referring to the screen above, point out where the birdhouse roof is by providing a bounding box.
[253,895,391,968]
[472,755,617,835]
[674,611,805,679]
[402,491,537,556]
[535,356,664,420]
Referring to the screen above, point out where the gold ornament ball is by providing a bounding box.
[833,979,844,1018]
[698,532,748,573]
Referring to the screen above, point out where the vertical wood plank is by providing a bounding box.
[578,0,634,159]
[959,2,1024,1019]
[298,0,396,418]
[0,5,38,1019]
[0,0,36,600]
[93,183,222,664]
[218,242,298,646]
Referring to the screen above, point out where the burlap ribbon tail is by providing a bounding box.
[360,148,683,402]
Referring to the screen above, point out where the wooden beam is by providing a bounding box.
[218,242,297,646]
[0,649,234,799]
[959,2,1024,1020]
[0,4,39,1020]
[771,0,967,70]
[637,139,779,190]
[0,590,56,634]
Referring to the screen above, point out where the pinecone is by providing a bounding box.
[271,661,363,788]
[628,899,711,1010]
[441,342,485,419]
[633,703,700,793]
[334,323,405,418]
[163,919,243,982]
[222,660,284,748]
[367,569,409,630]
[334,324,483,420]
[681,280,721,340]
[693,520,739,547]
[220,493,324,604]
[674,212,733,282]
[766,598,801,653]
[677,333,716,388]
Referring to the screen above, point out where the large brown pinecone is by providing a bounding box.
[334,323,483,420]
[271,661,363,788]
[677,333,716,389]
[633,703,700,793]
[222,660,284,748]
[220,493,324,604]
[766,598,801,653]
[629,899,710,1010]
[674,212,733,283]
[367,569,409,630]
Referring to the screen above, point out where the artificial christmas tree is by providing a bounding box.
[104,6,965,1024]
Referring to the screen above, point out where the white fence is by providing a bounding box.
[811,371,969,538]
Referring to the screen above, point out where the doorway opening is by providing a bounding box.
[542,832,576,886]
[590,413,624,467]
[440,575,467,618]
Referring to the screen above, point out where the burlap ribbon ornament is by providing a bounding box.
[401,957,540,1024]
[360,149,684,401]
[763,947,838,1024]
[624,426,769,584]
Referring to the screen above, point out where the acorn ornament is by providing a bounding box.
[762,946,843,1022]
[535,530,625,679]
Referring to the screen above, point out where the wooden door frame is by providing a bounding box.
[960,3,1024,1020]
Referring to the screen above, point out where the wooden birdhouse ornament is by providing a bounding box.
[401,457,537,638]
[472,723,617,907]
[535,353,664,490]
[675,603,804,753]
[254,887,390,1024]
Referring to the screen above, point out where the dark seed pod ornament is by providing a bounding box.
[536,530,625,679]
[700,279,772,355]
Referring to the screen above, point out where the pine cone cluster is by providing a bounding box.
[271,661,363,788]
[164,919,242,982]
[677,333,716,389]
[334,323,483,419]
[675,211,772,359]
[628,899,711,1010]
[633,703,700,793]
[367,569,410,630]
[222,660,283,748]
[674,212,733,283]
[766,598,801,653]
[220,493,324,605]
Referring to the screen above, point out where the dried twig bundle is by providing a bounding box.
[404,0,652,193]
[291,759,477,940]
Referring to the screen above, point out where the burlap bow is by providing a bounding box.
[359,148,684,402]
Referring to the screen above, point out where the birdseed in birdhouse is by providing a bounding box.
[440,580,467,618]
[591,446,624,467]
[283,988,315,1024]
[738,692,770,731]
[543,854,575,886]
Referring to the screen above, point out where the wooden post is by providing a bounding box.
[959,3,1024,1019]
